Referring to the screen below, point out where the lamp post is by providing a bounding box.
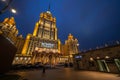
[0,0,17,15]
[11,8,16,13]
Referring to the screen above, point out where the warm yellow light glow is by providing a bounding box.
[16,57,18,60]
[28,57,31,60]
[11,9,16,13]
[105,56,110,59]
[58,39,61,52]
[70,55,73,58]
[77,43,79,46]
[33,22,39,36]
[20,57,23,60]
[90,57,94,61]
[22,34,31,55]
[97,57,100,59]
[35,47,38,51]
[0,31,3,34]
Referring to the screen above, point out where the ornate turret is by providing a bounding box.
[63,33,79,62]
[3,17,15,25]
[68,33,73,40]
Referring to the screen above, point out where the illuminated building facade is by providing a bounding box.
[21,10,61,65]
[61,33,79,63]
[15,35,25,54]
[0,17,27,64]
[73,43,120,73]
[0,17,25,51]
[12,35,27,64]
[0,17,18,44]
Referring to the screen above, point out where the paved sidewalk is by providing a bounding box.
[12,68,120,80]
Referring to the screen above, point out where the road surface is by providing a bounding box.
[12,68,120,80]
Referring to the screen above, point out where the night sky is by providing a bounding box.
[0,0,120,51]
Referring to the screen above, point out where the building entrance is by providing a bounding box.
[114,59,120,71]
[97,60,110,72]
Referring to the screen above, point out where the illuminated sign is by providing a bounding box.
[41,42,54,48]
[75,55,82,59]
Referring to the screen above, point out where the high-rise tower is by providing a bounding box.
[62,33,79,63]
[21,7,61,64]
[33,10,57,40]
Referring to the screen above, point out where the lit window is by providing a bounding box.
[16,57,18,60]
[105,56,109,59]
[90,57,93,61]
[20,57,23,60]
[97,57,100,59]
[28,57,31,60]
[24,57,27,60]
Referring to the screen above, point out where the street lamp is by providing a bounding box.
[11,8,16,14]
[77,43,79,46]
[0,0,15,15]
[76,43,79,53]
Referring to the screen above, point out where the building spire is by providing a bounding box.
[48,3,50,11]
[46,2,51,14]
